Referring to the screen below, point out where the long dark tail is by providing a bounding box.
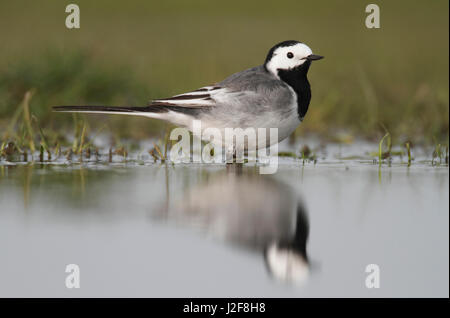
[53,104,209,116]
[52,105,167,114]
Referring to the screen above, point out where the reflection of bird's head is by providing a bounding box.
[264,203,310,285]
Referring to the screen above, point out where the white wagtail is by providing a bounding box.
[54,40,323,150]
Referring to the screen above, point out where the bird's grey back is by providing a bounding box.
[215,65,295,115]
[219,65,287,93]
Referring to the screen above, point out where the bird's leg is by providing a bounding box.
[225,145,235,164]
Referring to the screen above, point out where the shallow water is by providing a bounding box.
[0,141,448,297]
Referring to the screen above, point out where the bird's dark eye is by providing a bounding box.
[287,52,294,59]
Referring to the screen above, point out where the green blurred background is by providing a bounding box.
[0,0,448,145]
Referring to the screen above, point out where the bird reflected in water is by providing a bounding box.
[153,165,310,285]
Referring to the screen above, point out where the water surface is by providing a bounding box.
[0,143,448,297]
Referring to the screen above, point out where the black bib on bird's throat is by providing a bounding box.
[277,60,312,120]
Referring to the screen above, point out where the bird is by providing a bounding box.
[53,40,323,153]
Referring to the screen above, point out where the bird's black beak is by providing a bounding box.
[306,54,324,61]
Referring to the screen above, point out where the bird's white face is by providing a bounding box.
[265,43,314,77]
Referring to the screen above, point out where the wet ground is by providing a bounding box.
[0,140,448,297]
